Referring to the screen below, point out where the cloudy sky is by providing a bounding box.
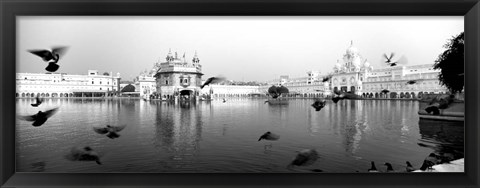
[17,16,463,82]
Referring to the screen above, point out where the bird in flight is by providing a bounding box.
[18,107,59,127]
[28,46,69,72]
[93,124,127,139]
[31,95,43,107]
[258,131,280,141]
[383,53,408,67]
[288,149,320,169]
[65,146,102,165]
[311,100,326,111]
[200,76,226,89]
[406,80,417,85]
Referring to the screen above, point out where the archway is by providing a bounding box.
[16,93,19,97]
[52,93,58,98]
[375,93,379,98]
[400,92,405,98]
[46,93,50,97]
[405,92,411,98]
[411,92,415,98]
[418,92,423,99]
[22,93,26,97]
[60,93,63,97]
[390,92,397,98]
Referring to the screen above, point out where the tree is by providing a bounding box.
[268,85,289,98]
[121,84,135,92]
[433,32,464,94]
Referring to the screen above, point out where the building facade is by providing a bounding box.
[154,50,203,100]
[16,70,121,98]
[263,41,448,99]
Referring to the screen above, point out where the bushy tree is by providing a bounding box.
[121,84,135,92]
[268,85,289,98]
[433,32,464,93]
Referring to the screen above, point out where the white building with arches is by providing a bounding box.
[16,70,121,98]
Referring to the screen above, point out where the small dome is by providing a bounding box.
[335,61,342,69]
[346,41,359,55]
[352,57,362,67]
[363,61,370,68]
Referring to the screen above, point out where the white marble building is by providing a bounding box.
[16,70,121,98]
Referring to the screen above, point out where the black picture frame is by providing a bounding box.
[1,0,479,187]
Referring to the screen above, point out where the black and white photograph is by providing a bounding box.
[15,16,465,173]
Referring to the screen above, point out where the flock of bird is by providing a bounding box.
[18,47,453,172]
[19,47,129,166]
[18,94,127,165]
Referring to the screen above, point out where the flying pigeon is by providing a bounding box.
[29,46,68,72]
[311,100,326,111]
[288,149,319,168]
[31,95,43,107]
[200,76,226,89]
[258,131,280,141]
[65,146,102,165]
[406,80,417,85]
[18,107,59,127]
[93,124,127,139]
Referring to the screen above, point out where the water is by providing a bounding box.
[15,98,464,173]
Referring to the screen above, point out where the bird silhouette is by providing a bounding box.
[420,153,440,171]
[406,80,417,85]
[322,74,333,83]
[65,146,102,165]
[381,89,390,94]
[368,161,379,172]
[311,100,327,111]
[288,149,319,169]
[223,98,226,103]
[406,161,416,172]
[264,100,270,104]
[93,124,127,139]
[28,46,68,72]
[200,76,226,89]
[384,162,395,172]
[258,131,280,141]
[31,95,43,107]
[332,90,356,103]
[18,108,59,127]
[383,53,408,67]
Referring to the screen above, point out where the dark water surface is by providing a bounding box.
[16,98,464,173]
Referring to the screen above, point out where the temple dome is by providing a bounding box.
[352,57,362,67]
[346,41,359,55]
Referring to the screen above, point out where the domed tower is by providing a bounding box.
[192,51,200,64]
[334,60,342,73]
[166,48,174,62]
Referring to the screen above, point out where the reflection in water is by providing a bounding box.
[417,119,464,160]
[15,98,464,173]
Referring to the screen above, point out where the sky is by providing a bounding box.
[17,16,463,82]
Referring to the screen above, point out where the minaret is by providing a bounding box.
[192,50,200,64]
[166,48,174,62]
